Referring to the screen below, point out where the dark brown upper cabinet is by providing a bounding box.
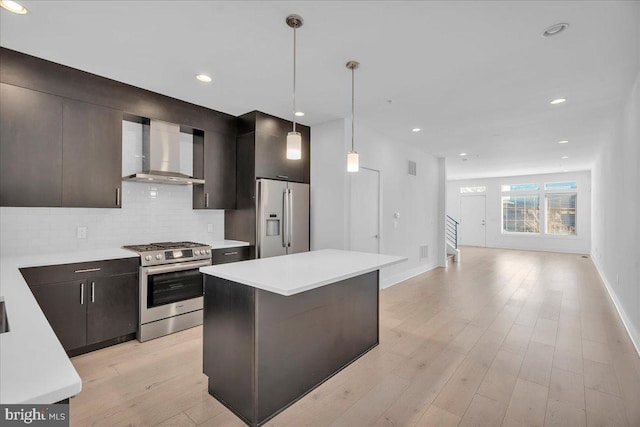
[0,83,64,207]
[238,111,310,184]
[193,130,237,210]
[62,99,123,208]
[0,85,123,208]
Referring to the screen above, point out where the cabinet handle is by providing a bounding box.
[224,251,238,256]
[74,267,101,273]
[116,188,121,207]
[205,193,209,208]
[80,283,84,305]
[276,175,289,180]
[91,282,95,303]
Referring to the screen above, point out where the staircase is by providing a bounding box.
[446,215,461,264]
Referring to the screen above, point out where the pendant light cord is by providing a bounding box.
[293,25,297,133]
[351,66,355,152]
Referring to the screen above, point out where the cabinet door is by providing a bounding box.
[86,273,138,345]
[254,130,309,183]
[62,98,122,207]
[194,130,236,209]
[0,83,63,207]
[30,281,87,351]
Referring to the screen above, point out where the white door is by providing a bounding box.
[460,195,486,247]
[350,168,380,253]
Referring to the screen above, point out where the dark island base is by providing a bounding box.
[203,270,380,427]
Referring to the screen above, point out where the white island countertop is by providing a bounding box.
[200,249,406,296]
[0,248,138,404]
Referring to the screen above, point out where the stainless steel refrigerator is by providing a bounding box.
[256,179,310,258]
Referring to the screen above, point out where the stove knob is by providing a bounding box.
[206,249,211,254]
[145,255,152,261]
[194,250,200,255]
[155,254,163,260]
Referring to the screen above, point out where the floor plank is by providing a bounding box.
[68,247,640,427]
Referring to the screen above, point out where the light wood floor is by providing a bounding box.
[70,247,640,427]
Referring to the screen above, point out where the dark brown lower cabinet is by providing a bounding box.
[25,263,138,355]
[29,280,87,351]
[86,274,138,345]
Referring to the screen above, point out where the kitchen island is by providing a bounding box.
[199,249,405,427]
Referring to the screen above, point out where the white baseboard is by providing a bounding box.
[591,254,640,357]
[486,243,590,255]
[381,262,440,289]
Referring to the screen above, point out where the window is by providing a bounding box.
[460,186,486,193]
[546,193,577,235]
[502,195,540,233]
[501,183,540,192]
[545,181,577,190]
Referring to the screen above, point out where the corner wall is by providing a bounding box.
[591,71,640,353]
[311,119,446,288]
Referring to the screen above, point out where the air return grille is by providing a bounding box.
[408,160,417,176]
[419,244,429,259]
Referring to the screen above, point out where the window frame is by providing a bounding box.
[544,192,578,236]
[501,193,541,235]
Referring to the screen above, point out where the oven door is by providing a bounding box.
[140,259,211,324]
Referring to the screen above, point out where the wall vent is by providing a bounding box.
[419,244,429,259]
[408,160,417,176]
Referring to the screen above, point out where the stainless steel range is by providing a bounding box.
[123,241,212,342]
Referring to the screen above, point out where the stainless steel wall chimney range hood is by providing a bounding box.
[123,120,204,185]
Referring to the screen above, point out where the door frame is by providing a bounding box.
[459,194,487,247]
[348,166,382,253]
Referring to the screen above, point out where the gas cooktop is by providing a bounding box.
[123,241,212,266]
[123,241,208,252]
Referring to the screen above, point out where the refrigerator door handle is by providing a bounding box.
[282,189,289,248]
[256,180,262,257]
[288,188,293,247]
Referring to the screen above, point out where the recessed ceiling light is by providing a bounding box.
[294,111,305,117]
[543,23,569,38]
[459,152,467,156]
[0,0,27,14]
[550,98,566,105]
[558,140,569,144]
[561,155,569,159]
[412,128,421,132]
[196,74,212,83]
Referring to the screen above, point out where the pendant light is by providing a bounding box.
[346,60,360,172]
[286,14,303,160]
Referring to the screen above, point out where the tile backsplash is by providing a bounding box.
[0,121,225,257]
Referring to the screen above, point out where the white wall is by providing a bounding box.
[0,122,225,257]
[591,71,640,353]
[311,119,445,288]
[447,171,591,254]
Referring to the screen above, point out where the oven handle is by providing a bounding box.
[143,260,212,275]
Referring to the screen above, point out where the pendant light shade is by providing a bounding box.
[286,14,303,160]
[346,61,360,173]
[287,131,302,159]
[347,151,359,172]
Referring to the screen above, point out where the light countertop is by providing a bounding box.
[0,248,137,404]
[208,240,250,249]
[200,249,406,296]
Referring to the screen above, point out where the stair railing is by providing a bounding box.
[446,215,459,249]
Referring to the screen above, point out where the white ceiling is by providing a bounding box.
[1,1,638,179]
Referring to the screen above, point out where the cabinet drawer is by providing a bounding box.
[21,257,140,286]
[211,246,251,265]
